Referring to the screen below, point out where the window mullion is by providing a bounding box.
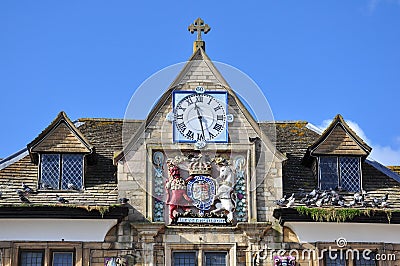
[59,155,63,190]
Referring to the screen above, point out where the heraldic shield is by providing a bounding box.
[187,175,216,212]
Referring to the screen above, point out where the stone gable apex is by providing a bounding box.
[169,48,230,88]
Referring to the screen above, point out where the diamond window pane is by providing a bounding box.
[20,251,43,266]
[340,157,361,192]
[61,154,83,190]
[205,252,227,266]
[53,252,73,266]
[319,157,339,190]
[41,154,60,189]
[173,252,196,266]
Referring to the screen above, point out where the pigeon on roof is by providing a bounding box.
[22,182,34,194]
[56,194,69,204]
[67,183,79,191]
[119,198,129,204]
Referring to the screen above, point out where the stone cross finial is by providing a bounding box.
[188,17,210,41]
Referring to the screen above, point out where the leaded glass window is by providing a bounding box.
[20,251,44,266]
[52,252,73,266]
[205,252,227,266]
[319,157,339,190]
[40,154,84,190]
[173,252,196,266]
[340,157,361,192]
[319,156,361,192]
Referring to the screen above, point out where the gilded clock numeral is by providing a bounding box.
[213,123,223,132]
[186,130,194,139]
[175,114,184,120]
[217,115,224,121]
[177,122,186,132]
[197,133,205,141]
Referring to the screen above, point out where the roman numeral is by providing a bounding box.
[195,95,203,103]
[217,115,224,121]
[186,130,194,139]
[214,106,222,112]
[185,98,194,106]
[213,123,223,132]
[209,132,216,139]
[175,114,183,120]
[177,106,186,112]
[207,98,213,105]
[177,122,186,132]
[197,133,205,141]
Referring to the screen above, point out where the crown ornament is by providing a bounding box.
[188,154,212,176]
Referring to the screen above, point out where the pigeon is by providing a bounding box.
[346,199,356,207]
[354,193,362,203]
[119,198,129,204]
[309,189,317,198]
[381,193,389,202]
[315,198,324,207]
[322,195,331,205]
[0,191,2,198]
[56,195,69,204]
[275,195,288,206]
[287,193,295,202]
[40,182,53,190]
[286,197,295,208]
[338,200,345,207]
[372,197,380,207]
[22,182,34,194]
[18,193,30,203]
[67,183,79,191]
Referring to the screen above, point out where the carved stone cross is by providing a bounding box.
[188,17,211,41]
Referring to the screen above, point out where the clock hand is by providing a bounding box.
[194,103,206,138]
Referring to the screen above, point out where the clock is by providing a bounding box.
[173,90,228,143]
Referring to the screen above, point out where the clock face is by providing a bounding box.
[173,93,227,142]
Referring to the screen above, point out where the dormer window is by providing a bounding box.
[303,115,372,193]
[318,156,361,192]
[40,153,84,190]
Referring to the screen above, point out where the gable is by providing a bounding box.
[31,121,90,153]
[312,123,368,156]
[169,48,229,88]
[27,111,93,163]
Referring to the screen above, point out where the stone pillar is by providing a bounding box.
[134,224,164,266]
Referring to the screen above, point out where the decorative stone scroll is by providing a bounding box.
[153,151,165,222]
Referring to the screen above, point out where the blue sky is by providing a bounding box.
[1,1,400,164]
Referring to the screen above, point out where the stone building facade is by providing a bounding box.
[1,18,400,266]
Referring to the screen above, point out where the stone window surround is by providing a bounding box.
[165,243,236,266]
[12,242,82,266]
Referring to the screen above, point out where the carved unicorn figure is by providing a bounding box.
[211,165,236,222]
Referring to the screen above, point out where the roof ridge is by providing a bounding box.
[78,118,144,122]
